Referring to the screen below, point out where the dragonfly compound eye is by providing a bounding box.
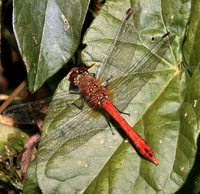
[77,67,89,75]
[67,67,89,84]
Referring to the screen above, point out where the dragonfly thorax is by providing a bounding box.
[67,67,109,107]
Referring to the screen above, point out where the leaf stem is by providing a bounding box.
[0,80,27,114]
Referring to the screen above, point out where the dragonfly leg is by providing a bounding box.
[89,72,96,77]
[69,84,85,110]
[102,75,113,87]
[103,112,115,135]
[72,97,85,110]
[118,109,130,116]
[114,104,130,116]
[69,82,82,94]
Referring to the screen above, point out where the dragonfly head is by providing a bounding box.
[67,67,89,85]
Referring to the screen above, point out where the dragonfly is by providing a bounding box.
[2,8,174,166]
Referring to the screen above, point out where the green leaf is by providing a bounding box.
[182,0,200,72]
[0,123,28,191]
[175,66,200,194]
[23,161,42,194]
[176,1,200,191]
[30,0,199,193]
[0,123,28,157]
[13,0,90,92]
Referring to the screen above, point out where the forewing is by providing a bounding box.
[2,90,81,125]
[2,98,52,124]
[96,8,141,82]
[109,33,175,111]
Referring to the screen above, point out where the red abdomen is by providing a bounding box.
[101,99,158,165]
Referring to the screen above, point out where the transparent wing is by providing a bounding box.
[93,7,175,111]
[38,109,107,163]
[96,8,174,104]
[37,84,109,163]
[108,33,175,112]
[96,8,140,82]
[2,97,52,124]
[110,33,175,98]
[2,91,79,125]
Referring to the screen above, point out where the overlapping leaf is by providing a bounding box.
[13,0,90,92]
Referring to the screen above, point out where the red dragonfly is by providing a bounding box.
[67,66,158,165]
[3,8,174,166]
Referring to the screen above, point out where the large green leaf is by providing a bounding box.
[13,0,90,92]
[22,0,200,193]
